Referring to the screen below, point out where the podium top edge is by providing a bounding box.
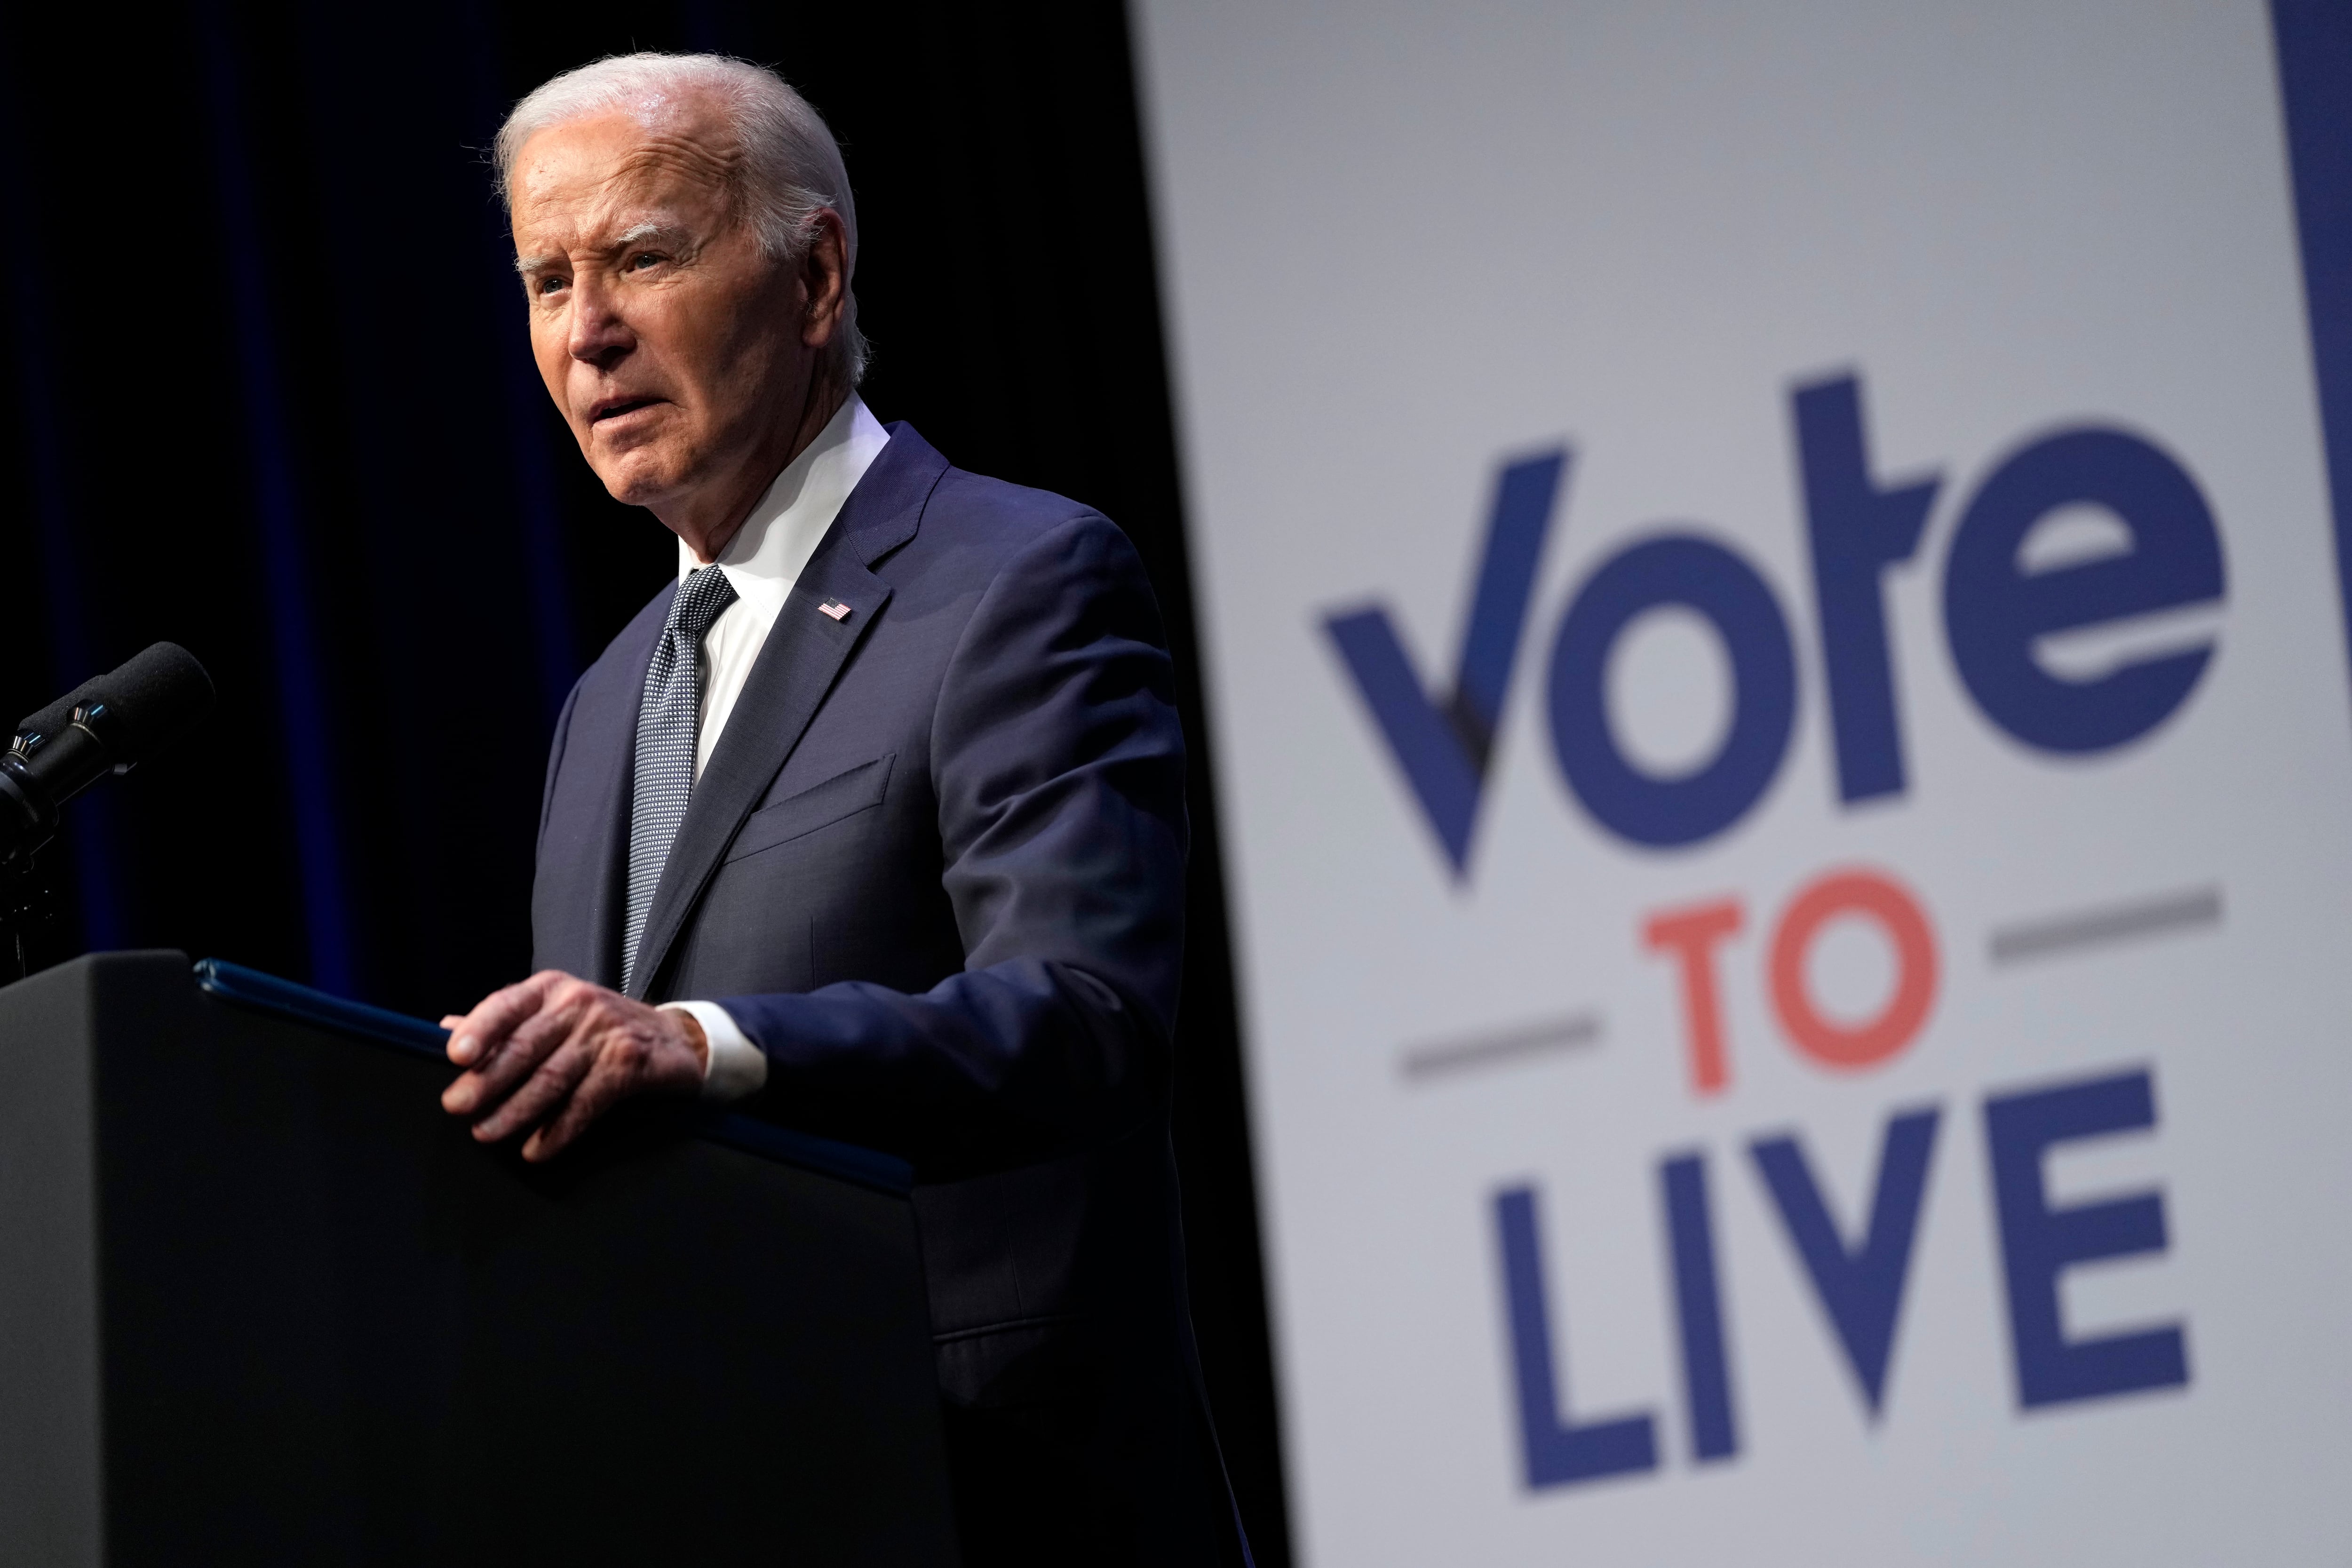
[195,957,451,1059]
[190,958,914,1197]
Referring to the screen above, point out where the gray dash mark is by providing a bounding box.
[1989,884,2223,965]
[1400,1012,1603,1082]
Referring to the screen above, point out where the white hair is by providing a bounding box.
[495,52,867,385]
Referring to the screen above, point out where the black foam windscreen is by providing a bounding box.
[96,643,215,761]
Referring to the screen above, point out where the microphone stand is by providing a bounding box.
[0,725,63,987]
[0,844,56,987]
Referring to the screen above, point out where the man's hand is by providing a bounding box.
[439,971,708,1162]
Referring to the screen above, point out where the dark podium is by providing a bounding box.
[0,951,960,1567]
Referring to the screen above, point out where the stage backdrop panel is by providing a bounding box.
[1135,2,2352,1561]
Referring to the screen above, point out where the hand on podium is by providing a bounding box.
[439,971,711,1161]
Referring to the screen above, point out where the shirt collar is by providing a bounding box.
[677,394,892,615]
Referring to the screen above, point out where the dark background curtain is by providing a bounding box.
[0,1,1289,1556]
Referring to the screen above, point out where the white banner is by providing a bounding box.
[1136,2,2352,1561]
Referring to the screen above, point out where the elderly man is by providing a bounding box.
[436,53,1244,1567]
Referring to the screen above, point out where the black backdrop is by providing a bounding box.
[0,0,1290,1557]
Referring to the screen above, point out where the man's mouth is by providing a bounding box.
[589,396,664,426]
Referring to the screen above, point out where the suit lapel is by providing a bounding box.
[623,425,947,999]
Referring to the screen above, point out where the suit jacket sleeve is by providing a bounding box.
[717,510,1188,1177]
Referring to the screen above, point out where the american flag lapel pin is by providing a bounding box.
[818,599,852,622]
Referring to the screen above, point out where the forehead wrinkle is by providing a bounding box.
[604,131,742,205]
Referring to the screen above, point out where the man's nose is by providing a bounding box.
[566,276,633,367]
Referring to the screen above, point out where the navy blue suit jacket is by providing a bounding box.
[532,425,1236,1563]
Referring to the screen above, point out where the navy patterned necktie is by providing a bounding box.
[622,565,739,993]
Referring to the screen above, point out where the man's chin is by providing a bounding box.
[588,448,690,510]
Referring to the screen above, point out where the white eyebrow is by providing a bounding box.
[513,252,558,277]
[616,221,689,248]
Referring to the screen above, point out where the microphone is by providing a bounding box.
[0,644,216,867]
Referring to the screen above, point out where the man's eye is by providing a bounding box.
[535,275,567,296]
[628,252,664,271]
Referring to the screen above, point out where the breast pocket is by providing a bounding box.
[724,754,896,864]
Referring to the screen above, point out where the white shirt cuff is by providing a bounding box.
[662,1001,769,1102]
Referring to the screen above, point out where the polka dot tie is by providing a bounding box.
[622,565,739,993]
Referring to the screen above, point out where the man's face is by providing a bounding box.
[509,104,809,516]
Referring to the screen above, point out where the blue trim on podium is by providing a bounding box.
[196,957,452,1058]
[192,958,913,1196]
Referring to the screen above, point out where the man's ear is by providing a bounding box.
[800,210,850,349]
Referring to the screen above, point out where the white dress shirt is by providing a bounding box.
[660,395,891,1101]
